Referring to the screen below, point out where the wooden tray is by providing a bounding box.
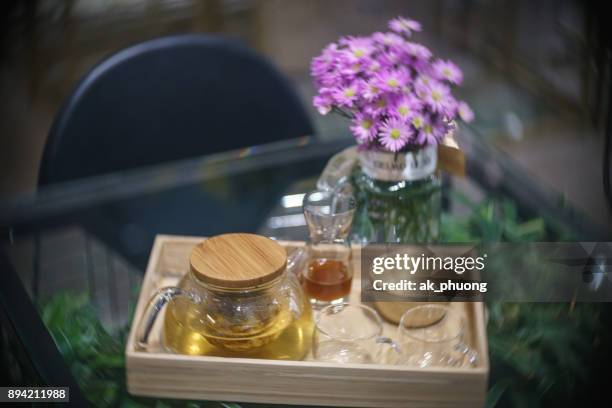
[126,235,489,407]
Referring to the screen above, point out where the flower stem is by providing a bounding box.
[332,106,355,120]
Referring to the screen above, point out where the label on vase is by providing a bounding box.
[358,145,437,182]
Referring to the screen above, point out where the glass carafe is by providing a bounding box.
[302,189,356,309]
[137,233,313,360]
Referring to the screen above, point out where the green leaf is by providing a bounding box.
[486,378,512,408]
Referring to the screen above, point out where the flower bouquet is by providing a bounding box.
[311,16,474,243]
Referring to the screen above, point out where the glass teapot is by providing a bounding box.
[137,233,313,360]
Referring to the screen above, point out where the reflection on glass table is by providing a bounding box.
[1,130,611,407]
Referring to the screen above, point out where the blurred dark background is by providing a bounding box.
[0,0,611,232]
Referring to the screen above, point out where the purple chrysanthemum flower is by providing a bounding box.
[310,56,328,79]
[458,101,474,122]
[339,61,366,78]
[414,75,432,99]
[343,36,374,61]
[391,95,421,120]
[333,88,357,107]
[315,69,342,88]
[362,80,382,101]
[313,87,334,115]
[411,113,425,131]
[389,16,422,36]
[379,47,406,67]
[313,96,331,115]
[333,82,362,107]
[442,95,459,118]
[335,50,364,78]
[364,95,390,116]
[310,43,339,78]
[350,114,378,143]
[374,68,409,92]
[372,31,405,47]
[432,59,463,85]
[379,118,412,151]
[405,42,432,60]
[416,118,445,146]
[423,81,451,113]
[367,59,382,73]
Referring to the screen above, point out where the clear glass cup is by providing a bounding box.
[313,303,400,364]
[395,304,477,368]
[302,189,356,309]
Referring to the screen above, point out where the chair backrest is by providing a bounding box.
[39,34,314,186]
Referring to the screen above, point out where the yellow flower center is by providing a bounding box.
[431,90,441,101]
[362,120,372,130]
[412,117,423,129]
[442,68,451,77]
[354,49,365,58]
[424,124,433,134]
[376,98,386,108]
[398,105,409,116]
[387,78,399,88]
[344,88,356,97]
[390,129,401,139]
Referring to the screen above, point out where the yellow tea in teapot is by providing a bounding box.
[163,289,313,359]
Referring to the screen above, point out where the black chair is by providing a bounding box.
[36,34,314,272]
[39,34,313,185]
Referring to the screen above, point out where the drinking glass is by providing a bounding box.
[302,189,356,308]
[313,303,400,364]
[395,304,477,368]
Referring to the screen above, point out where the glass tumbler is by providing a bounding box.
[302,189,356,309]
[313,303,400,364]
[395,304,477,368]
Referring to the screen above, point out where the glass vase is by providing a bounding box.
[350,146,441,244]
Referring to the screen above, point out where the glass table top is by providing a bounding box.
[0,127,610,407]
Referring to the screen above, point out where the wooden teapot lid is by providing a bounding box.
[190,233,287,288]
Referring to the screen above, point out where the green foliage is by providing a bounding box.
[440,193,548,243]
[351,168,442,243]
[486,303,601,407]
[442,193,604,407]
[40,293,127,406]
[39,294,238,408]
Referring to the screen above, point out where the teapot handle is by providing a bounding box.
[136,287,201,350]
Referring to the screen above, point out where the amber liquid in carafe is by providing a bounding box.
[162,282,313,360]
[303,259,352,301]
